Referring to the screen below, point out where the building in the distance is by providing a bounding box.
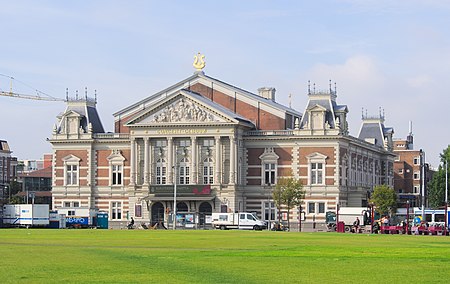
[393,123,432,207]
[49,56,395,229]
[0,139,18,205]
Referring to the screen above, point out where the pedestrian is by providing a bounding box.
[353,217,360,233]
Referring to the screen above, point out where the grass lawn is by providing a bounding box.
[0,229,449,283]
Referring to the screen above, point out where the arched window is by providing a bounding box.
[179,158,190,185]
[203,158,214,184]
[156,158,167,184]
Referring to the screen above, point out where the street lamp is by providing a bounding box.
[406,200,410,235]
[173,164,177,230]
[445,159,448,236]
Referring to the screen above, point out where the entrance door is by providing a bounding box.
[151,202,164,226]
[198,202,212,225]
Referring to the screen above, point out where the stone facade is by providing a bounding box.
[49,70,395,228]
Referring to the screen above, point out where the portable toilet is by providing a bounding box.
[97,212,108,229]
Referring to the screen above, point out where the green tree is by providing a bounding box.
[428,145,450,208]
[273,177,304,228]
[272,185,284,223]
[370,185,397,216]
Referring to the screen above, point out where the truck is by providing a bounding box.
[2,204,49,227]
[57,207,97,228]
[211,212,267,230]
[326,207,372,232]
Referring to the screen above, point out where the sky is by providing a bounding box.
[1,0,449,168]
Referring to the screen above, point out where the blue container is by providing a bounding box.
[97,212,108,229]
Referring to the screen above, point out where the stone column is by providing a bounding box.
[130,138,136,186]
[167,137,173,184]
[229,135,236,185]
[215,136,221,184]
[191,136,197,184]
[143,138,149,185]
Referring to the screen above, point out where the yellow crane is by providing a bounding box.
[0,74,65,102]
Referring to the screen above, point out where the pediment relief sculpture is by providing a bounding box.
[150,98,221,123]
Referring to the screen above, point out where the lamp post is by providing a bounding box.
[173,164,177,230]
[406,200,410,235]
[445,159,448,236]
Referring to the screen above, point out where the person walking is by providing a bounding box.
[353,217,360,233]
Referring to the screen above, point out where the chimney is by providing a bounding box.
[257,87,276,101]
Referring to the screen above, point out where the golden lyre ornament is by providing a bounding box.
[193,52,206,71]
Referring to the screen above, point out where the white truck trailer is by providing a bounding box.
[2,204,49,227]
[57,207,96,228]
[211,212,267,230]
[326,207,371,232]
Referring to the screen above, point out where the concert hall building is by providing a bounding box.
[49,58,395,228]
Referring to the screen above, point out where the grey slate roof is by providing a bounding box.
[58,99,105,133]
[358,122,385,147]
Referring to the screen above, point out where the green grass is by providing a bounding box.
[0,229,449,283]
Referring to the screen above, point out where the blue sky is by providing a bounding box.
[1,0,449,167]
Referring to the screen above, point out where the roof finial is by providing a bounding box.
[361,107,364,119]
[289,93,292,108]
[66,88,68,101]
[85,87,88,99]
[76,90,78,100]
[329,79,332,93]
[95,89,97,104]
[193,52,206,72]
[334,82,337,95]
[313,83,316,94]
[308,80,311,94]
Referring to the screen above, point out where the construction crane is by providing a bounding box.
[0,73,65,102]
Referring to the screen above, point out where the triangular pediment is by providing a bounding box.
[126,92,237,126]
[306,152,328,161]
[308,104,327,112]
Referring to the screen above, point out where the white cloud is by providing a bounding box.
[307,55,385,96]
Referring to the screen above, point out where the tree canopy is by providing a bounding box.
[272,177,304,228]
[370,185,397,216]
[428,145,450,208]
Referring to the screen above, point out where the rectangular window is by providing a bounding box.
[64,202,71,207]
[111,202,122,220]
[66,165,78,185]
[413,172,420,180]
[68,210,75,216]
[264,163,276,185]
[308,203,315,214]
[156,166,166,184]
[156,140,167,147]
[135,204,142,218]
[179,166,190,185]
[180,140,191,147]
[203,139,214,147]
[112,165,122,185]
[398,169,404,174]
[318,203,325,214]
[73,201,80,208]
[311,163,323,185]
[263,202,276,221]
[413,157,420,165]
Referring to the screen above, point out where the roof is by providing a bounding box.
[114,72,301,119]
[18,166,52,178]
[126,89,255,128]
[57,98,104,134]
